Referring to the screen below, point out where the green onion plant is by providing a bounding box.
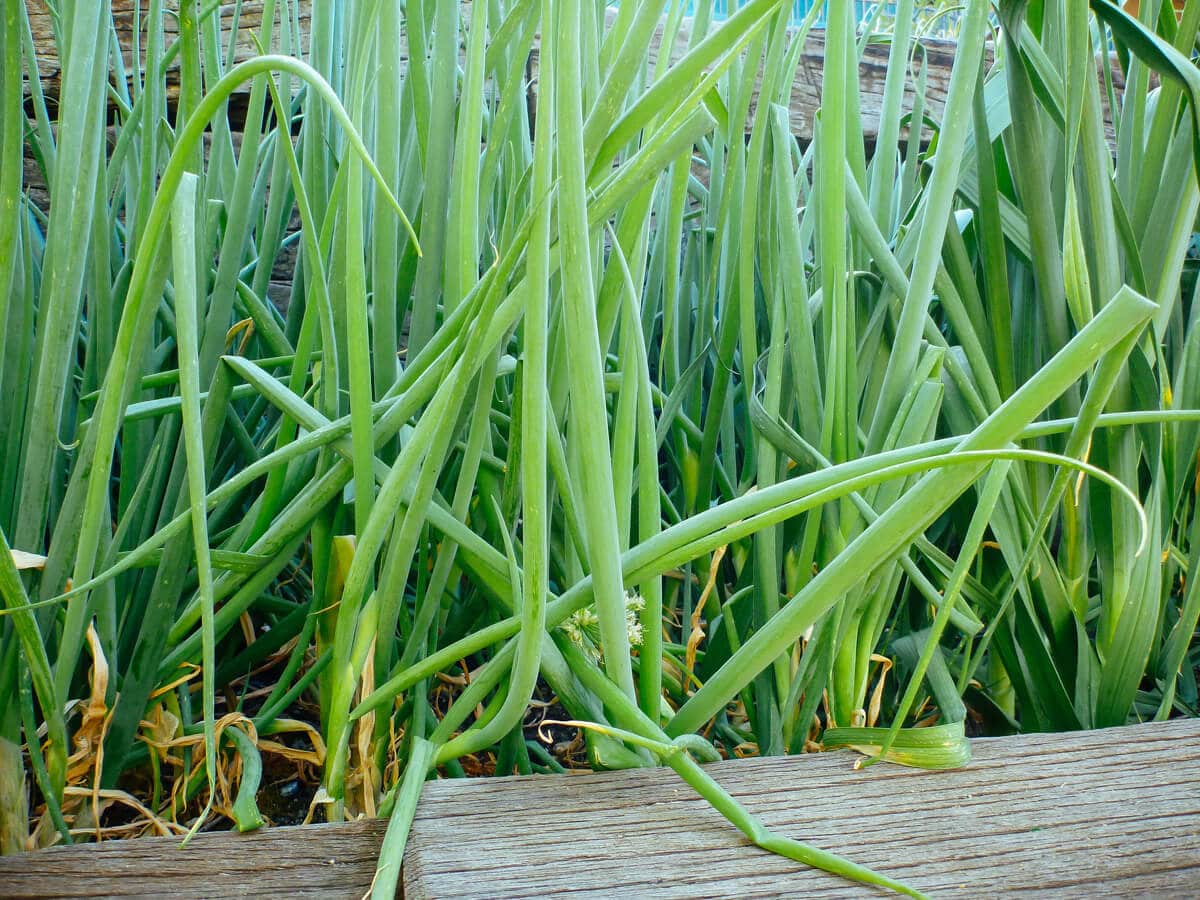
[2,0,1199,894]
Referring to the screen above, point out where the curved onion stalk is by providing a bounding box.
[551,639,927,898]
[64,53,419,685]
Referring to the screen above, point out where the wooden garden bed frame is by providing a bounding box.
[27,0,1095,146]
[2,719,1198,898]
[21,0,1125,219]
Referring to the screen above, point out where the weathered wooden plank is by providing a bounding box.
[26,4,1124,149]
[1,720,1197,898]
[0,817,386,899]
[402,718,1200,898]
[624,21,1122,143]
[630,22,969,144]
[25,1,313,93]
[25,2,970,144]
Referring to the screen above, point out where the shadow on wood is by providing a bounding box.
[1,719,1197,898]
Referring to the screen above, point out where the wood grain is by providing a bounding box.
[24,3,1126,150]
[402,718,1200,899]
[25,2,978,144]
[0,817,386,899]
[24,1,313,94]
[1,719,1197,898]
